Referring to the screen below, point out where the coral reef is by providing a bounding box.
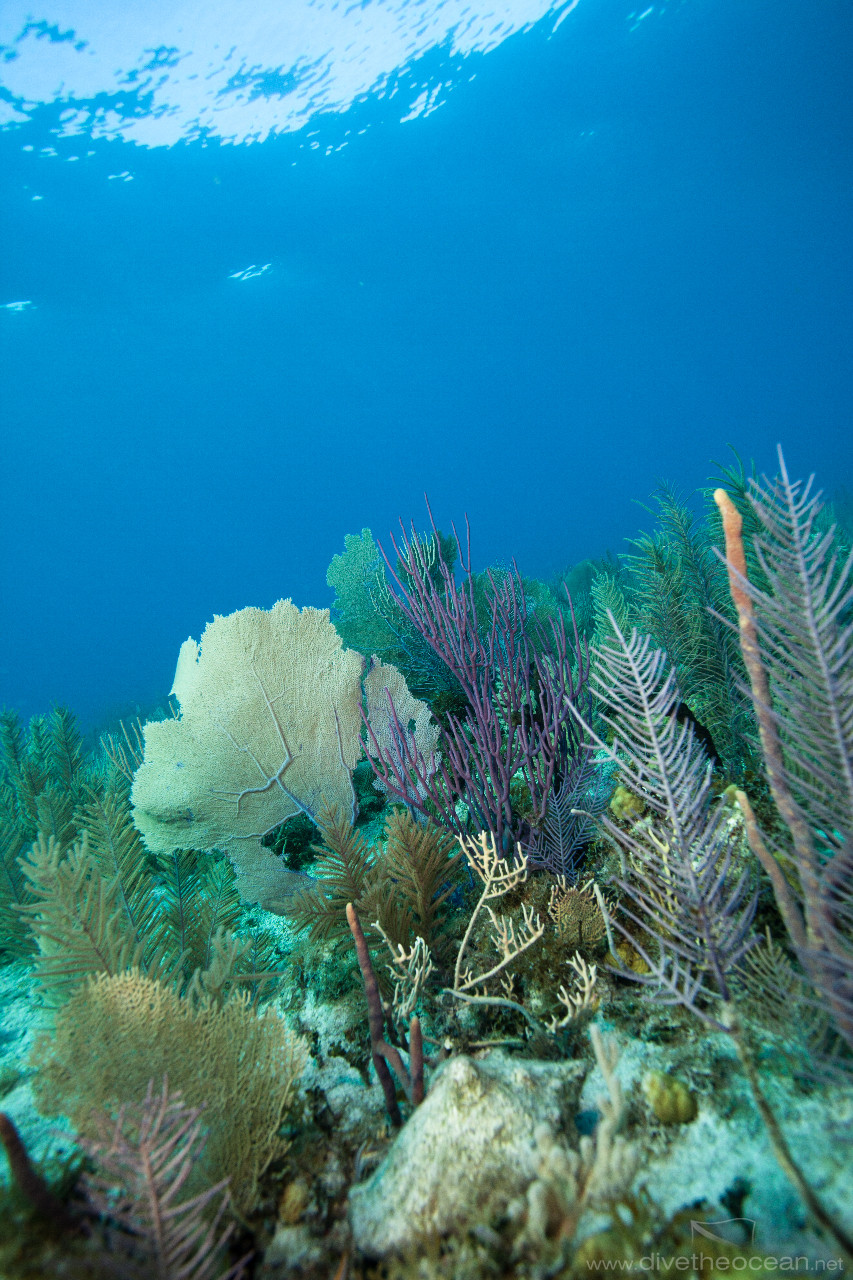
[1,451,852,1278]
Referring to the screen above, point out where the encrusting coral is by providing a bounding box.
[643,1071,698,1124]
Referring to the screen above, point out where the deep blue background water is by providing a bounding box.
[1,0,851,734]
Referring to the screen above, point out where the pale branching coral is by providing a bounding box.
[451,832,544,1002]
[546,953,599,1031]
[510,1025,638,1258]
[375,926,434,1024]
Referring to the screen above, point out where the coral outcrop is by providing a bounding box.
[348,1052,586,1256]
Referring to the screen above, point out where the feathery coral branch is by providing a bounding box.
[715,449,853,1051]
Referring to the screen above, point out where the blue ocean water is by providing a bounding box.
[1,0,851,734]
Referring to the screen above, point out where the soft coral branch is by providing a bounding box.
[364,501,591,857]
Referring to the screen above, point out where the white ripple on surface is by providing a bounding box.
[0,0,580,147]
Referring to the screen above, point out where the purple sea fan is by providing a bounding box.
[362,501,593,860]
